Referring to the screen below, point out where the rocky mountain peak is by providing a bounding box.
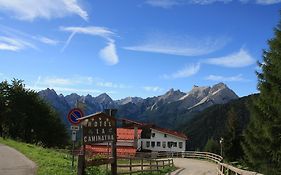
[161,88,185,102]
[117,96,144,105]
[211,82,227,91]
[95,93,113,103]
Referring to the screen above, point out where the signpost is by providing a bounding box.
[67,108,84,168]
[78,110,117,175]
[71,125,80,131]
[72,131,77,141]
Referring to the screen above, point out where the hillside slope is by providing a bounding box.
[181,94,257,151]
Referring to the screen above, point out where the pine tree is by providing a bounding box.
[243,16,281,174]
[204,138,220,155]
[224,107,243,161]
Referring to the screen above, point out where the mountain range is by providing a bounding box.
[38,82,239,129]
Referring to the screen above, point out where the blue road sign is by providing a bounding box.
[67,108,84,125]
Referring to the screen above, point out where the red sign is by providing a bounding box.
[67,108,84,125]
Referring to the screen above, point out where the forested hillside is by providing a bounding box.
[181,94,257,161]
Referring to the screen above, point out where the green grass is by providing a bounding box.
[0,138,176,175]
[0,138,77,175]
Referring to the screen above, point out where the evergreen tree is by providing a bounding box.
[224,107,243,161]
[204,138,220,155]
[0,79,69,147]
[243,16,281,174]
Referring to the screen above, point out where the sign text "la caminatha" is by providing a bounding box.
[82,115,116,144]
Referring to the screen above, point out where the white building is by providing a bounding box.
[120,118,187,152]
[139,127,187,152]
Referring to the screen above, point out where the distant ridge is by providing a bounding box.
[38,82,238,129]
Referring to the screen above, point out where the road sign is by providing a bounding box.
[71,125,80,131]
[72,131,77,141]
[67,108,84,125]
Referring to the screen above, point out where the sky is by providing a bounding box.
[0,0,280,100]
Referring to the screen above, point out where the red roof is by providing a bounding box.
[152,127,187,140]
[117,128,142,140]
[119,118,187,140]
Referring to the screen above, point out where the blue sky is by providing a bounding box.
[0,0,280,100]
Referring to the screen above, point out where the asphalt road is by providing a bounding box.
[167,158,217,175]
[0,143,37,175]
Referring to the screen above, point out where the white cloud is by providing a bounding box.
[60,31,76,52]
[145,0,281,7]
[0,36,36,51]
[0,25,60,51]
[143,86,163,92]
[124,34,230,57]
[205,74,246,82]
[0,0,88,21]
[99,41,119,65]
[205,48,255,68]
[96,81,131,89]
[34,76,130,90]
[189,0,232,4]
[255,0,281,4]
[28,85,116,95]
[35,36,59,45]
[145,0,231,7]
[162,63,200,79]
[30,76,119,95]
[61,26,119,65]
[145,0,182,8]
[36,76,94,87]
[60,26,114,39]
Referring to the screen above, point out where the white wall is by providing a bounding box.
[139,129,186,152]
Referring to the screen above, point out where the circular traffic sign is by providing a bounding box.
[67,108,84,125]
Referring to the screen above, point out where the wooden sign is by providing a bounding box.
[78,110,117,175]
[81,113,116,144]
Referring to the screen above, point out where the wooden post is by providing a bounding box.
[141,157,143,172]
[77,154,85,175]
[78,124,85,175]
[149,159,152,171]
[129,158,132,175]
[162,160,165,169]
[156,160,159,171]
[133,126,138,149]
[106,109,118,175]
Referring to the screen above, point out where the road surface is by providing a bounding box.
[0,143,37,175]
[167,158,217,175]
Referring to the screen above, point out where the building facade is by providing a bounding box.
[138,127,187,152]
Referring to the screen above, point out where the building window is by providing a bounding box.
[174,142,177,147]
[151,141,155,147]
[179,142,183,149]
[164,134,167,137]
[168,142,172,148]
[146,141,150,147]
[162,141,166,148]
[152,133,155,137]
[157,141,161,147]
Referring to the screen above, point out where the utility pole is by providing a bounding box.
[220,137,224,157]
